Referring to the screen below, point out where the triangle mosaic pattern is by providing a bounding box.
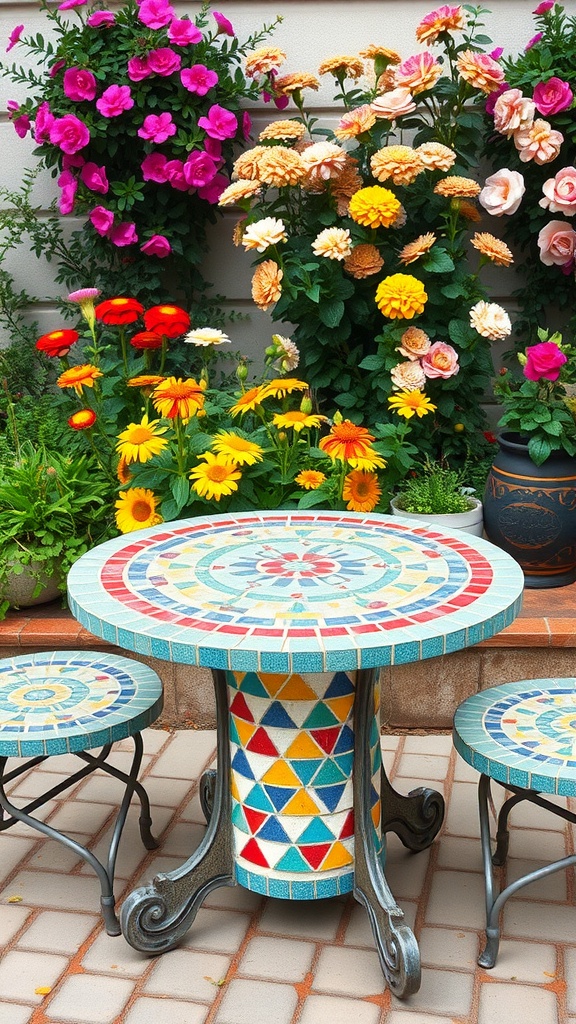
[227,670,382,899]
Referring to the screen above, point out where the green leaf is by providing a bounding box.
[422,249,455,274]
[527,435,551,466]
[170,475,190,512]
[359,354,385,371]
[318,299,345,328]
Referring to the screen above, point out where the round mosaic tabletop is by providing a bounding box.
[67,511,524,674]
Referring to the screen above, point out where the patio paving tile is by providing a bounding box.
[43,973,136,1022]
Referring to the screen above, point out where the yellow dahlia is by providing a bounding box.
[434,176,481,198]
[388,390,437,419]
[259,120,306,141]
[343,244,384,279]
[318,55,365,79]
[342,470,382,513]
[116,414,168,464]
[251,260,283,310]
[470,232,514,267]
[399,233,437,265]
[272,410,322,432]
[370,146,423,186]
[189,453,242,501]
[57,363,102,396]
[151,377,205,421]
[257,147,306,186]
[115,488,163,533]
[295,469,327,490]
[212,432,264,466]
[319,421,376,462]
[218,179,262,207]
[348,186,401,229]
[375,274,428,320]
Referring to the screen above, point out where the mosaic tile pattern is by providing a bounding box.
[228,669,382,899]
[67,511,524,673]
[454,677,576,795]
[0,651,163,757]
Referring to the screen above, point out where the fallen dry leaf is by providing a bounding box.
[7,895,22,903]
[35,987,52,996]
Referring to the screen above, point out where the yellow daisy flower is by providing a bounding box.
[272,410,323,432]
[229,385,268,417]
[388,390,437,419]
[116,414,168,464]
[212,432,264,466]
[189,453,242,501]
[115,488,163,534]
[260,378,309,399]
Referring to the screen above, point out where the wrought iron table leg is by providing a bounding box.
[200,768,217,823]
[121,669,235,953]
[353,668,421,998]
[380,753,445,852]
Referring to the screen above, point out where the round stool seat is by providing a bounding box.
[0,650,163,758]
[454,677,576,797]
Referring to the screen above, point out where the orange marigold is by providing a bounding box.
[370,145,423,186]
[257,147,306,186]
[399,232,437,265]
[330,158,364,215]
[471,232,514,266]
[458,200,482,222]
[259,119,306,141]
[251,260,283,310]
[274,72,320,95]
[434,176,481,198]
[233,146,269,181]
[416,141,457,171]
[318,55,365,79]
[359,45,401,65]
[333,104,377,141]
[218,179,262,207]
[245,46,287,77]
[343,244,384,279]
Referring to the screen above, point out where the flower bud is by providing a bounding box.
[517,352,527,366]
[236,361,248,382]
[333,410,343,425]
[300,394,313,414]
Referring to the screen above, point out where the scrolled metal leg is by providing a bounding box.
[121,669,235,954]
[380,769,445,853]
[353,669,421,998]
[200,768,217,823]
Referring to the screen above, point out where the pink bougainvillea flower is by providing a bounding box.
[183,151,217,188]
[49,60,65,79]
[6,100,18,115]
[96,84,134,117]
[127,56,151,82]
[168,19,202,45]
[141,235,172,257]
[164,159,188,190]
[180,64,218,95]
[62,151,85,170]
[525,32,543,50]
[109,222,138,247]
[13,114,30,138]
[137,0,175,29]
[198,172,228,204]
[89,205,114,236]
[68,287,101,303]
[141,152,169,183]
[58,169,78,214]
[489,47,504,60]
[80,162,109,194]
[63,67,97,102]
[533,1,554,13]
[34,101,55,143]
[49,113,90,153]
[6,25,23,52]
[242,110,252,139]
[87,10,116,27]
[533,77,574,116]
[204,137,222,162]
[137,112,176,143]
[197,104,237,140]
[58,0,87,9]
[147,48,181,76]
[213,11,234,35]
[524,341,567,381]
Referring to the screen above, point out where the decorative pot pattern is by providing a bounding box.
[483,432,576,588]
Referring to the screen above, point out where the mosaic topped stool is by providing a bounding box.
[453,677,576,968]
[0,650,163,935]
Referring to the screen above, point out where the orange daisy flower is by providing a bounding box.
[295,469,327,490]
[151,377,205,420]
[342,470,382,512]
[57,364,102,396]
[319,421,376,462]
[229,386,268,417]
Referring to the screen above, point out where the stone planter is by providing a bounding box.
[389,496,484,536]
[2,564,61,610]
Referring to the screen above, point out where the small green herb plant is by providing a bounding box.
[392,460,476,515]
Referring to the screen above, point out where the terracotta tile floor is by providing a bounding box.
[0,728,574,1024]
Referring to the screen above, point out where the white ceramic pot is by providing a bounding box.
[389,496,484,536]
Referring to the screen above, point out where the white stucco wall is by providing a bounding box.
[0,0,569,358]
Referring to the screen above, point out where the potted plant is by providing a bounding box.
[483,330,576,587]
[389,459,483,535]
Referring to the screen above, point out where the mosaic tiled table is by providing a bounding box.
[68,510,524,996]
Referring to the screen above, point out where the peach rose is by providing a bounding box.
[396,326,431,360]
[479,168,525,216]
[421,342,459,379]
[370,87,416,121]
[539,166,576,217]
[537,220,576,266]
[493,88,535,137]
[513,118,563,165]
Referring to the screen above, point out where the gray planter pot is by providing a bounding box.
[389,496,484,536]
[2,563,61,609]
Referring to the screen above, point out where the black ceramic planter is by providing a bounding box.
[483,432,576,588]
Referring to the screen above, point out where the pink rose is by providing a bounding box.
[62,152,85,170]
[87,11,116,27]
[164,159,188,190]
[6,25,23,52]
[80,162,109,194]
[141,152,169,182]
[34,101,55,143]
[63,67,97,102]
[198,172,228,204]
[49,113,90,154]
[242,111,252,139]
[420,342,459,379]
[50,59,66,79]
[533,77,574,116]
[58,0,86,8]
[128,56,151,82]
[13,114,30,138]
[479,168,525,216]
[168,19,202,45]
[89,206,114,236]
[197,104,237,140]
[109,222,138,247]
[180,64,218,95]
[524,341,568,381]
[137,112,176,143]
[58,169,78,214]
[147,48,181,77]
[540,166,576,216]
[493,89,535,137]
[213,11,234,35]
[183,151,217,188]
[96,84,134,117]
[537,220,576,265]
[370,87,416,121]
[533,1,554,13]
[204,137,223,163]
[141,235,171,257]
[138,0,175,29]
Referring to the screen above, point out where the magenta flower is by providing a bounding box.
[147,48,181,77]
[180,64,218,95]
[485,80,510,116]
[489,47,504,61]
[6,100,18,114]
[96,84,134,117]
[533,1,554,13]
[168,19,202,45]
[137,112,176,143]
[58,169,78,214]
[263,89,290,111]
[533,77,574,116]
[141,235,172,257]
[58,0,87,9]
[34,101,55,143]
[524,341,567,381]
[62,151,85,169]
[525,32,543,51]
[49,113,90,154]
[63,67,97,102]
[6,25,23,53]
[141,152,169,182]
[50,59,66,79]
[242,111,252,140]
[197,104,237,140]
[87,11,116,27]
[213,11,234,35]
[183,151,217,188]
[204,137,222,162]
[198,172,228,204]
[80,162,109,194]
[13,114,31,138]
[127,56,151,82]
[138,0,175,30]
[109,222,138,247]
[68,287,101,303]
[89,206,114,236]
[164,159,188,191]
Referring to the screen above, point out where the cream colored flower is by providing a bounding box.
[184,328,230,347]
[300,141,347,181]
[479,169,525,216]
[397,326,431,360]
[318,55,364,79]
[513,119,564,165]
[371,145,423,185]
[471,232,514,266]
[334,104,377,141]
[274,72,320,95]
[272,334,299,372]
[399,232,437,264]
[245,47,287,77]
[343,244,384,279]
[242,217,287,252]
[434,176,481,197]
[218,179,262,207]
[416,141,457,171]
[259,119,306,141]
[233,146,269,181]
[371,87,416,120]
[257,147,306,186]
[312,227,352,260]
[469,301,512,340]
[251,260,283,310]
[390,360,427,391]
